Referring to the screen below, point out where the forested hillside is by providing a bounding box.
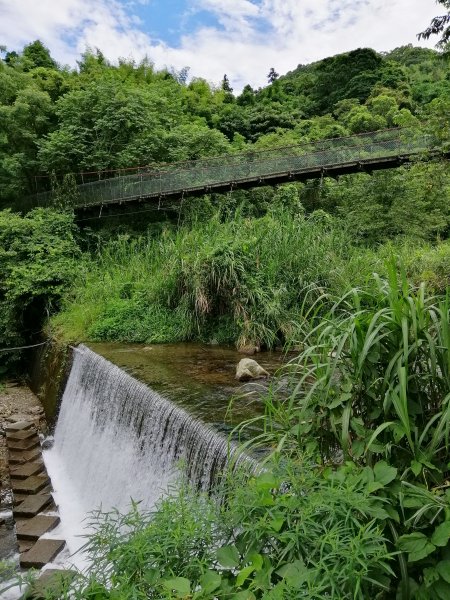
[1,41,449,202]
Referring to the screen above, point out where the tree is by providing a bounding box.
[4,50,19,65]
[267,67,279,83]
[22,40,58,71]
[221,74,233,94]
[418,1,450,48]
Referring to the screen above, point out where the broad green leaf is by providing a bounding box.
[398,533,435,562]
[276,560,308,588]
[200,570,221,594]
[328,397,343,409]
[255,472,278,490]
[236,565,256,587]
[248,553,263,571]
[431,521,450,547]
[385,505,400,523]
[373,460,397,486]
[367,481,384,493]
[217,544,240,568]
[162,577,191,597]
[269,518,285,532]
[433,579,450,600]
[392,421,406,443]
[232,591,256,600]
[410,460,422,476]
[423,567,439,587]
[437,561,450,583]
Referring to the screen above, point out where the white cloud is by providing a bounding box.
[0,0,440,90]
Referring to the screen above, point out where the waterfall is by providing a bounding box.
[44,345,252,561]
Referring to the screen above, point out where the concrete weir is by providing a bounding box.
[43,344,257,563]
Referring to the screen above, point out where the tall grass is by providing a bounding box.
[247,265,450,474]
[53,210,354,347]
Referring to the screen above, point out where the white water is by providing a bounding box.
[44,345,248,567]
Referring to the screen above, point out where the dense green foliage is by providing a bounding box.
[52,203,450,351]
[52,204,350,347]
[0,40,449,358]
[7,269,445,600]
[0,209,79,371]
[37,463,395,600]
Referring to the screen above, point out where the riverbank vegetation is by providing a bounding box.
[0,36,449,599]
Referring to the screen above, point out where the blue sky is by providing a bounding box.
[131,0,219,45]
[0,0,439,90]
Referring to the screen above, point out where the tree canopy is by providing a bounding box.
[418,0,450,48]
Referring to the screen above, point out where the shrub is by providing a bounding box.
[53,210,354,349]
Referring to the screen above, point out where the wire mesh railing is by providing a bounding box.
[26,127,433,210]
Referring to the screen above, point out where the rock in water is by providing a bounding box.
[236,359,269,382]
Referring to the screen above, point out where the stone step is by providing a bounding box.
[11,475,50,495]
[16,514,60,541]
[18,539,34,554]
[5,421,34,432]
[10,462,44,480]
[7,436,40,451]
[20,539,66,569]
[13,493,28,506]
[7,414,34,423]
[9,448,41,464]
[6,429,37,442]
[14,494,53,518]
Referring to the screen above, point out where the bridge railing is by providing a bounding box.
[26,127,431,210]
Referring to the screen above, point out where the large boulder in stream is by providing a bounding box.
[236,358,269,382]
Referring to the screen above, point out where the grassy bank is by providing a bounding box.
[52,208,450,349]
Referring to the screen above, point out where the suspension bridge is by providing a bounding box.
[27,127,447,214]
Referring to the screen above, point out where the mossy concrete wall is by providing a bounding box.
[28,340,73,426]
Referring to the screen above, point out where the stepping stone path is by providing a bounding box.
[7,436,40,452]
[5,421,34,432]
[6,429,38,442]
[11,474,49,494]
[2,418,66,574]
[9,447,42,464]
